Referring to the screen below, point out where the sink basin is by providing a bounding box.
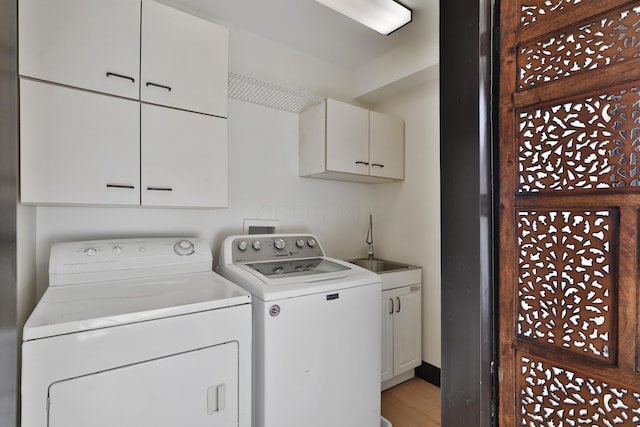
[348,258,414,273]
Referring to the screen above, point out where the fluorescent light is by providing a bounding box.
[314,0,412,35]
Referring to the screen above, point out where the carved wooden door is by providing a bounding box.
[498,0,640,425]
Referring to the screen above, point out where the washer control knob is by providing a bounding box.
[296,239,305,248]
[274,238,286,250]
[174,239,195,256]
[252,240,262,250]
[307,238,317,248]
[84,247,97,256]
[237,241,248,251]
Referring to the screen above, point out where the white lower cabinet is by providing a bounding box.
[380,268,422,390]
[141,104,227,208]
[20,79,140,206]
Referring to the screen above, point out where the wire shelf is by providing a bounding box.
[228,72,324,114]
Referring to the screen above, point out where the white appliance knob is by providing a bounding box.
[238,241,248,251]
[307,238,316,248]
[296,239,305,248]
[274,238,286,250]
[174,239,195,256]
[252,240,262,250]
[112,246,122,255]
[84,247,97,256]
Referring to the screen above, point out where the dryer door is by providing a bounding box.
[48,342,238,427]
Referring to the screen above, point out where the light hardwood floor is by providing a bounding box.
[381,378,441,427]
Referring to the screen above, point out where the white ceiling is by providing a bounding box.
[168,0,438,69]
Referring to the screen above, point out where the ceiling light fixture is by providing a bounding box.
[314,0,412,35]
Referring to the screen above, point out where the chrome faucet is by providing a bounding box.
[366,214,374,260]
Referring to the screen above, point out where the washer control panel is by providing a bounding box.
[230,234,324,263]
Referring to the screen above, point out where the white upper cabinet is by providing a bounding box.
[325,99,370,175]
[19,0,141,99]
[18,0,229,208]
[19,0,228,117]
[370,111,404,180]
[299,98,405,183]
[20,79,140,206]
[141,104,228,208]
[140,0,228,117]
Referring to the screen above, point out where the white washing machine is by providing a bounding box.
[21,237,252,427]
[217,233,381,427]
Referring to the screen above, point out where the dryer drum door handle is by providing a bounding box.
[207,383,226,414]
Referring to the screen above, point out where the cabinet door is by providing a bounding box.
[381,293,394,382]
[19,0,140,100]
[20,79,140,206]
[141,104,227,208]
[325,99,370,175]
[392,285,422,375]
[141,0,228,117]
[369,111,404,180]
[48,343,238,427]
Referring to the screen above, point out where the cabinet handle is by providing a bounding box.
[388,298,394,315]
[106,184,135,189]
[146,82,172,92]
[146,187,173,191]
[355,161,369,166]
[396,297,401,313]
[106,72,135,83]
[371,163,385,168]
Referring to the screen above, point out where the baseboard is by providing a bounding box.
[415,361,440,387]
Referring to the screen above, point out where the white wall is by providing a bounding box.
[372,79,441,368]
[32,99,375,296]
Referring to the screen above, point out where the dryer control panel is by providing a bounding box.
[227,234,324,264]
[49,237,212,286]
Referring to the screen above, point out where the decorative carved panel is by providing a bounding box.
[501,0,640,425]
[517,210,616,362]
[519,354,640,426]
[517,83,640,193]
[517,5,640,90]
[519,0,584,28]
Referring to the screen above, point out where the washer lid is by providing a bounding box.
[244,258,350,280]
[23,271,251,341]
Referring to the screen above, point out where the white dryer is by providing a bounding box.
[22,237,252,427]
[217,233,381,427]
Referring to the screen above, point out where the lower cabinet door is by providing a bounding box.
[141,104,228,208]
[393,285,422,375]
[381,292,394,382]
[381,284,422,383]
[48,343,238,427]
[20,79,140,205]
